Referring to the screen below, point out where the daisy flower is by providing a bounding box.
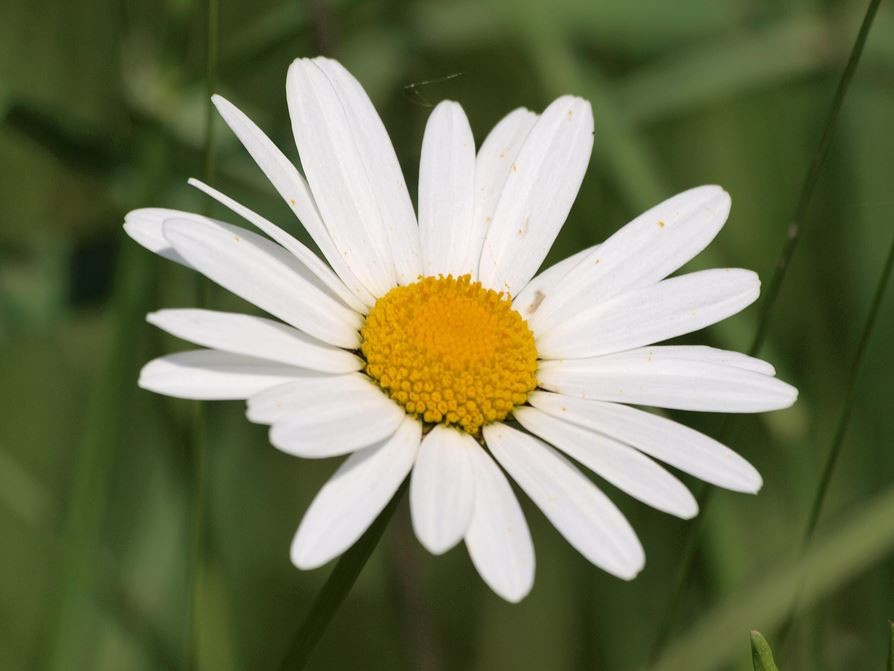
[126,57,797,603]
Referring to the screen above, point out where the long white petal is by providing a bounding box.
[162,217,362,348]
[483,423,644,580]
[139,350,310,400]
[514,407,697,519]
[287,59,402,296]
[537,269,760,359]
[247,374,378,424]
[211,94,374,306]
[464,445,535,603]
[313,58,422,286]
[123,208,195,267]
[513,243,599,322]
[410,425,476,555]
[147,309,362,374]
[418,101,476,277]
[635,345,776,375]
[291,417,421,569]
[530,185,730,334]
[187,178,367,314]
[538,347,798,412]
[529,391,762,493]
[265,377,405,458]
[466,108,538,278]
[478,96,594,296]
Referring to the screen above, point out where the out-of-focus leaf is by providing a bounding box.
[750,631,780,671]
[617,14,831,125]
[651,483,894,671]
[888,621,893,671]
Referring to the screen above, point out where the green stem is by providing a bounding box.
[647,0,882,661]
[887,620,893,671]
[749,0,881,357]
[39,245,154,671]
[185,1,218,669]
[801,235,894,543]
[775,232,894,652]
[276,481,408,671]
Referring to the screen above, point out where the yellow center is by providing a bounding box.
[361,275,538,435]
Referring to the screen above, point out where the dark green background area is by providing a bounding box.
[1,0,893,669]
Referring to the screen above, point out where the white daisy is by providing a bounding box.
[126,56,797,603]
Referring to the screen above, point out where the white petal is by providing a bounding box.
[538,347,798,413]
[162,217,362,348]
[513,243,599,321]
[139,350,309,400]
[478,96,594,296]
[313,58,422,286]
[466,108,538,278]
[410,425,476,555]
[537,269,760,359]
[530,185,731,334]
[418,101,476,277]
[265,376,406,458]
[147,309,362,374]
[529,391,762,493]
[188,178,367,314]
[291,416,421,569]
[247,373,378,424]
[211,95,374,306]
[287,59,405,296]
[483,423,644,580]
[514,407,698,519]
[123,208,195,267]
[641,345,776,375]
[464,445,535,603]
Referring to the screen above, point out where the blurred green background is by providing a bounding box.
[1,0,893,669]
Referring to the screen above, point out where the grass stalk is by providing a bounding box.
[276,481,408,671]
[647,0,882,661]
[185,1,219,668]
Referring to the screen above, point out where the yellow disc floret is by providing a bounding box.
[361,274,538,435]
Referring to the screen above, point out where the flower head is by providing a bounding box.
[126,57,797,602]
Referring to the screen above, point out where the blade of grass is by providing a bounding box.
[774,231,894,651]
[185,0,219,669]
[801,233,894,544]
[276,480,408,671]
[39,243,155,671]
[650,482,894,671]
[647,0,882,661]
[750,631,781,671]
[750,0,882,357]
[887,620,893,671]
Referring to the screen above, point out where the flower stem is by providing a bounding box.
[647,0,882,661]
[185,1,218,669]
[276,480,409,671]
[775,231,894,652]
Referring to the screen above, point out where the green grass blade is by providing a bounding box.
[749,0,882,357]
[186,1,219,669]
[887,621,893,671]
[650,482,894,671]
[801,232,894,542]
[751,631,781,671]
[39,245,154,671]
[276,480,408,671]
[647,0,882,660]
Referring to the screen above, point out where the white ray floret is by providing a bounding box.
[418,101,476,278]
[291,417,421,569]
[410,425,477,555]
